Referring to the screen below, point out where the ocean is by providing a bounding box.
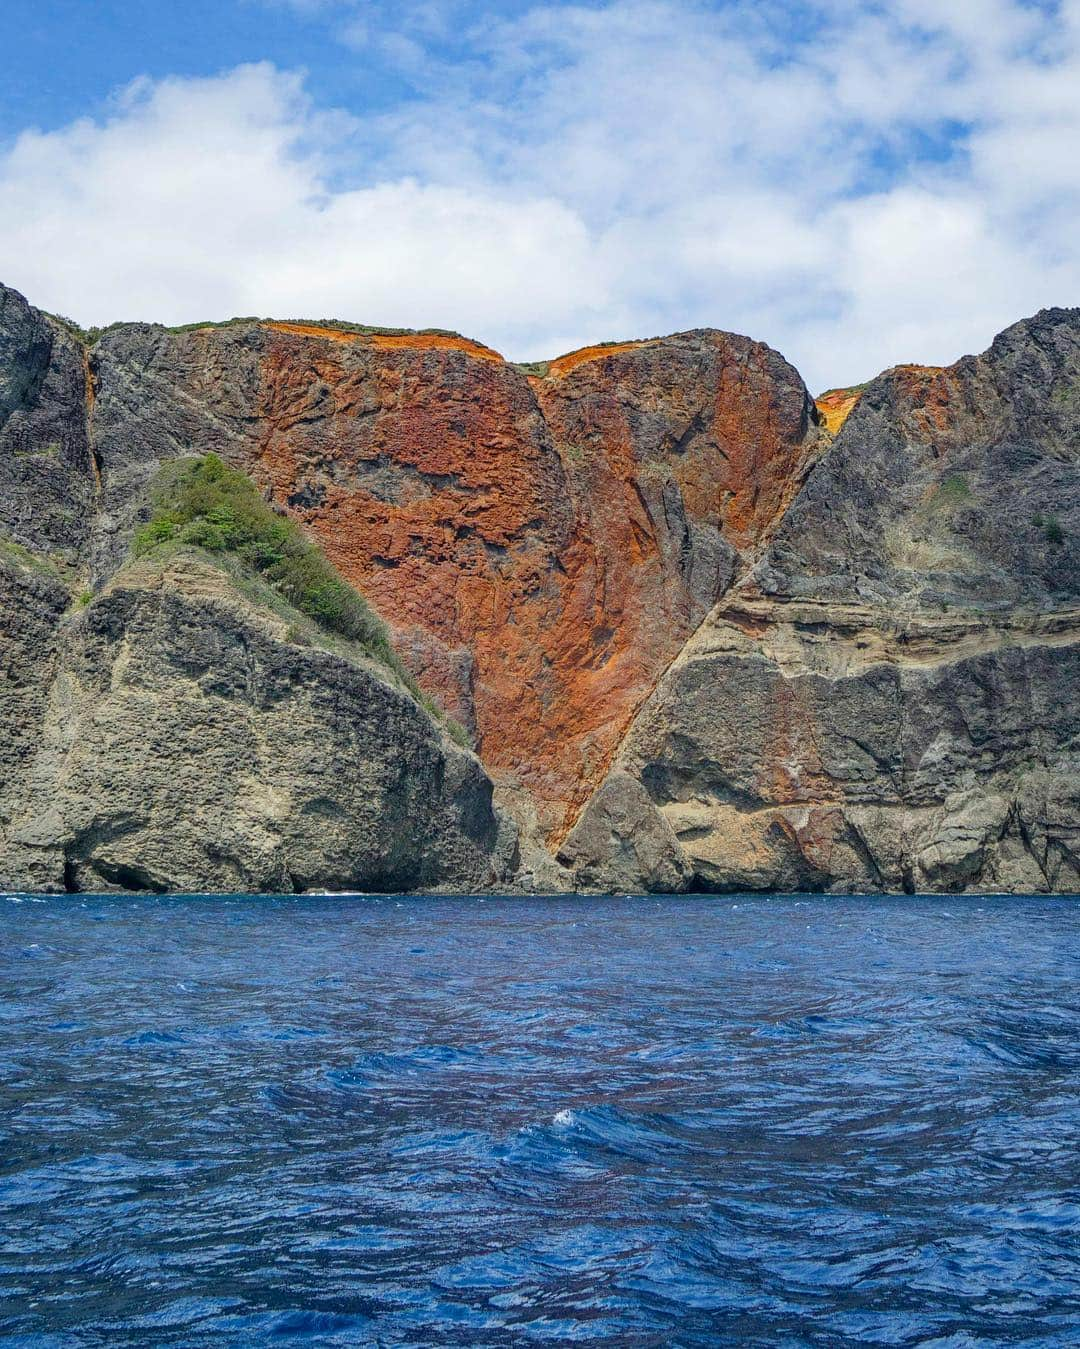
[2,894,1078,1346]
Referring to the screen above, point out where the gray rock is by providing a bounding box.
[555,771,693,894]
[564,311,1080,895]
[87,321,271,580]
[0,286,95,564]
[3,552,511,894]
[564,599,1080,894]
[760,307,1080,609]
[0,554,71,890]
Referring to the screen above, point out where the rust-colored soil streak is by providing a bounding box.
[368,333,504,362]
[265,322,365,344]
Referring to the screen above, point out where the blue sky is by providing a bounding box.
[1,1,440,137]
[1,0,1078,388]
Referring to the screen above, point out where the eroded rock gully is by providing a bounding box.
[0,280,1077,893]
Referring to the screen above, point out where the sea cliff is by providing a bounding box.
[1,282,1076,893]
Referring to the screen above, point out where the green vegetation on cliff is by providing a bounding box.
[929,473,973,512]
[132,455,471,745]
[1033,512,1066,547]
[0,532,78,589]
[43,310,466,347]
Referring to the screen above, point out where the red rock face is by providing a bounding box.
[526,333,821,836]
[247,327,575,833]
[140,322,821,840]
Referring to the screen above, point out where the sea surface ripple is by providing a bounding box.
[1,894,1078,1346]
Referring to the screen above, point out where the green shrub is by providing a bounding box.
[1032,512,1065,546]
[931,473,972,510]
[133,455,477,744]
[76,589,93,608]
[445,718,473,749]
[134,454,416,684]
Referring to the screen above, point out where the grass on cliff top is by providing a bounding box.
[165,316,466,340]
[132,454,471,746]
[45,310,467,347]
[816,381,870,400]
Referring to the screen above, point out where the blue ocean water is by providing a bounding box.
[1,894,1078,1347]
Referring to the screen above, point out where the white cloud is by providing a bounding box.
[0,1,1078,390]
[0,64,608,355]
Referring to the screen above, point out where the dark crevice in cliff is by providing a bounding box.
[1013,804,1052,890]
[89,443,104,497]
[82,349,103,498]
[663,409,714,458]
[94,860,168,893]
[844,819,887,889]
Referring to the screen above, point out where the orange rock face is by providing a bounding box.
[96,320,823,841]
[249,327,573,829]
[245,326,822,838]
[815,385,864,436]
[526,334,823,833]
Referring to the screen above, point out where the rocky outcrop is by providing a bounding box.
[0,551,72,889]
[0,279,1077,894]
[82,320,822,847]
[0,288,95,563]
[0,550,511,894]
[562,309,1080,894]
[562,598,1079,893]
[763,312,1080,610]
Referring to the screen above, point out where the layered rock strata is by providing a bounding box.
[562,310,1080,893]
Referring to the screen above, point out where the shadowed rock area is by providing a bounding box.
[0,280,1076,893]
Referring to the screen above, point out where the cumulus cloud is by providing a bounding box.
[0,64,607,356]
[1,0,1078,389]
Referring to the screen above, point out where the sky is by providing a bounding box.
[1,0,1078,390]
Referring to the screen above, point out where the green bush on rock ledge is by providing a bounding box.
[133,454,384,642]
[133,454,472,746]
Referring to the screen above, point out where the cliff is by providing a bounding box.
[0,541,511,894]
[78,316,822,861]
[0,281,1076,893]
[562,310,1080,893]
